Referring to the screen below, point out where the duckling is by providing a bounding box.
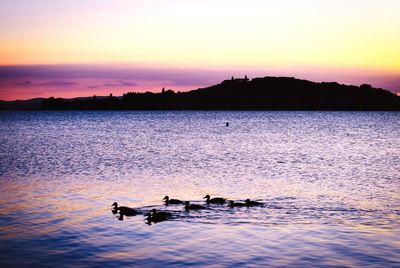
[228,200,246,207]
[184,201,207,210]
[245,199,263,207]
[203,195,226,204]
[145,209,172,223]
[163,196,183,205]
[111,202,138,216]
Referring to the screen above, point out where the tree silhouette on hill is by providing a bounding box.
[41,76,400,111]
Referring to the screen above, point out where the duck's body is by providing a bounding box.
[163,196,183,205]
[112,202,139,216]
[204,195,226,204]
[245,199,263,207]
[145,209,172,223]
[184,201,207,210]
[228,201,246,207]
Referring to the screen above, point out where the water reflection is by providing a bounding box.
[0,111,399,266]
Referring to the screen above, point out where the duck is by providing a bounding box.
[111,202,139,216]
[163,196,183,205]
[203,195,226,204]
[145,209,172,223]
[245,199,263,207]
[228,200,246,207]
[184,201,207,210]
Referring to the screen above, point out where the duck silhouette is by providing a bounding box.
[111,202,139,216]
[163,196,183,205]
[245,199,263,207]
[203,195,226,204]
[184,201,207,210]
[228,200,246,207]
[145,209,172,223]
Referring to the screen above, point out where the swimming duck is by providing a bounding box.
[245,199,263,207]
[184,201,207,210]
[163,196,183,205]
[145,209,172,223]
[203,195,226,204]
[228,200,246,207]
[111,202,138,216]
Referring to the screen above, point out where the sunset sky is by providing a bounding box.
[1,0,400,100]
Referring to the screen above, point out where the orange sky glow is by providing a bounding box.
[1,0,399,100]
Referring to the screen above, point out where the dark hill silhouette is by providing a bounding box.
[0,98,44,110]
[173,76,400,110]
[25,76,400,110]
[0,96,113,110]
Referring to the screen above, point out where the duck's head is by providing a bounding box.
[111,202,118,207]
[151,208,157,215]
[184,201,190,209]
[228,201,234,206]
[203,195,210,199]
[245,199,250,204]
[163,196,169,201]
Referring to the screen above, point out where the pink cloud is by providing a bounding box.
[0,64,399,100]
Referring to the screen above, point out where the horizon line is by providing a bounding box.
[2,75,399,102]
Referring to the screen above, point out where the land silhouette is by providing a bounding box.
[2,76,399,110]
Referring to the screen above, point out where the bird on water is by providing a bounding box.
[245,199,263,207]
[203,195,226,204]
[163,196,183,205]
[111,202,139,216]
[228,200,246,207]
[145,209,172,223]
[184,201,207,210]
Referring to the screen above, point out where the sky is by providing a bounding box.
[0,0,400,100]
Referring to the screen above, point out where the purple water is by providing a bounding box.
[0,111,399,267]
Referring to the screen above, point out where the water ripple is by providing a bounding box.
[0,111,399,267]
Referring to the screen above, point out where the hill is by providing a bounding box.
[0,98,44,110]
[2,76,400,110]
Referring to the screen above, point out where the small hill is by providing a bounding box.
[174,76,400,110]
[2,76,399,110]
[0,98,44,110]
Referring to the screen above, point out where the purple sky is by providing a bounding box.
[1,64,399,100]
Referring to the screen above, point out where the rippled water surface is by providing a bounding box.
[0,111,399,267]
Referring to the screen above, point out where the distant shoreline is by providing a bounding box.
[1,76,399,111]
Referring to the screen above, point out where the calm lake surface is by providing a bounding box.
[0,111,399,267]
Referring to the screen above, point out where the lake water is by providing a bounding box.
[0,111,399,267]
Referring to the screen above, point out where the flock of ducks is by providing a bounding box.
[112,195,263,223]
